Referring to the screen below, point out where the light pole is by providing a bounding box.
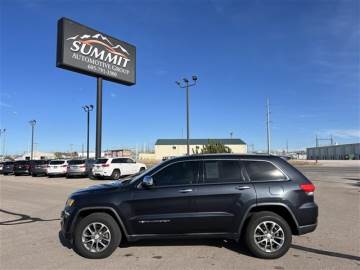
[0,129,6,160]
[82,105,94,160]
[176,75,198,155]
[29,120,36,160]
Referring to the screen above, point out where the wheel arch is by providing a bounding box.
[71,207,129,239]
[239,203,299,236]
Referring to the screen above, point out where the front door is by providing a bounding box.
[128,160,201,235]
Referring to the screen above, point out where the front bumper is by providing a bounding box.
[61,209,75,240]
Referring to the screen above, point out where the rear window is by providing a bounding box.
[32,160,47,165]
[4,162,14,165]
[68,160,85,165]
[16,161,30,165]
[95,158,108,164]
[203,160,244,183]
[50,160,65,165]
[244,161,287,181]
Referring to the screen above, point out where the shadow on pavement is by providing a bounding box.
[291,244,360,261]
[0,209,60,225]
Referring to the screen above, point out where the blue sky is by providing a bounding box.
[1,0,359,154]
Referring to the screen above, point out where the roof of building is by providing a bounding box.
[306,142,360,150]
[155,138,246,145]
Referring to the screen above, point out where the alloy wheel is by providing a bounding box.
[254,221,285,253]
[81,222,111,253]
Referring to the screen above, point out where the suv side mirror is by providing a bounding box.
[142,175,154,188]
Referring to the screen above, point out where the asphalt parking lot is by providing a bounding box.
[1,166,359,270]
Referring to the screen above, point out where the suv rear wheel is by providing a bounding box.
[111,170,121,180]
[73,212,121,259]
[245,211,292,259]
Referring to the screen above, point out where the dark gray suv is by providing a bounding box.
[61,154,317,259]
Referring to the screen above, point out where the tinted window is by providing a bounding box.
[153,161,200,186]
[68,160,85,165]
[50,160,65,165]
[111,158,127,163]
[244,161,287,181]
[126,158,134,163]
[16,161,30,165]
[32,160,47,165]
[95,158,108,164]
[204,160,244,183]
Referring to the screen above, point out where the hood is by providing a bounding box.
[72,181,122,195]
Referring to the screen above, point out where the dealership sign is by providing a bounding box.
[56,18,136,85]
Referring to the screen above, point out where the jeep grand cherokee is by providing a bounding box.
[61,154,317,259]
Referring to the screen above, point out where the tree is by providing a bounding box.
[193,140,232,154]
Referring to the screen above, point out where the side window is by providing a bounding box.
[126,158,134,163]
[203,160,244,183]
[244,161,287,181]
[152,161,200,186]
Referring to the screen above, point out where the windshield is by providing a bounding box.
[32,160,47,165]
[95,158,108,164]
[50,160,65,165]
[68,160,85,165]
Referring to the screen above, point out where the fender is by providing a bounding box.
[70,206,129,237]
[237,202,300,235]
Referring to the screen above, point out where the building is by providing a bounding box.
[306,143,360,160]
[154,138,247,160]
[104,149,133,158]
[15,151,55,160]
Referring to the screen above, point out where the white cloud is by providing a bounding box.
[0,101,11,108]
[319,129,360,139]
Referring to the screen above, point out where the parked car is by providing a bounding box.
[67,159,95,178]
[0,162,3,174]
[2,161,14,175]
[31,160,49,176]
[47,160,68,177]
[92,157,146,180]
[61,154,317,259]
[14,160,31,176]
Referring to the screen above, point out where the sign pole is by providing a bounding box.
[96,77,103,159]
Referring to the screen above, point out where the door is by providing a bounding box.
[193,159,256,233]
[128,160,201,235]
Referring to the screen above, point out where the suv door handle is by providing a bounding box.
[179,189,193,193]
[235,186,251,190]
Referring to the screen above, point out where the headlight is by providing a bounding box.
[66,198,75,207]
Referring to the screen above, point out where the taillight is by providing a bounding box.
[300,183,315,194]
[102,164,109,167]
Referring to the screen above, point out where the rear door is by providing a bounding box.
[193,159,256,233]
[128,160,201,235]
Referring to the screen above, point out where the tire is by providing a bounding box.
[73,212,121,259]
[3,173,8,175]
[111,170,121,180]
[32,173,37,177]
[244,211,292,259]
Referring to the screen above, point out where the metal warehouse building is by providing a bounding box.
[306,143,360,160]
[154,138,247,160]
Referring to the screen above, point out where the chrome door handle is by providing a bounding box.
[235,186,250,190]
[179,189,193,193]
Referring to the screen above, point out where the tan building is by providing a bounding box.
[154,139,247,160]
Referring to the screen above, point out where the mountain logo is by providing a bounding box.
[67,33,131,68]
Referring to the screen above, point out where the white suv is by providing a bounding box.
[47,160,68,177]
[92,157,146,180]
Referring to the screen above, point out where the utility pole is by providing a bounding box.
[0,129,6,160]
[176,75,198,155]
[266,98,271,155]
[230,132,233,139]
[286,140,289,154]
[83,105,94,160]
[29,120,36,160]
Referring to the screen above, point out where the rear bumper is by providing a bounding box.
[48,172,66,176]
[14,169,30,175]
[67,171,87,176]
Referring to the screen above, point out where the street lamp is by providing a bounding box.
[82,105,94,160]
[29,120,36,160]
[175,75,198,155]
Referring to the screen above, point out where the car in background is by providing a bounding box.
[31,160,49,177]
[2,161,14,175]
[92,157,146,180]
[47,160,68,177]
[0,162,3,174]
[67,159,95,178]
[14,160,31,176]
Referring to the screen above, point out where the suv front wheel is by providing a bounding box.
[245,211,292,259]
[73,212,122,259]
